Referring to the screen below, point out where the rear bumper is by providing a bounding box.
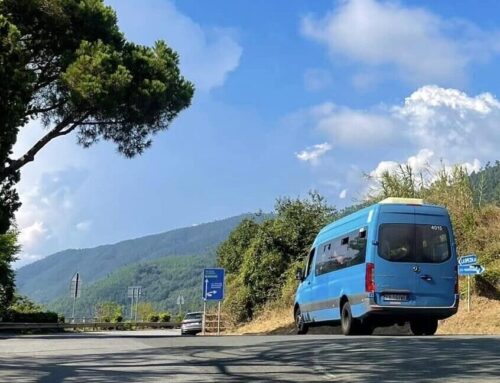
[364,294,459,320]
[181,324,202,334]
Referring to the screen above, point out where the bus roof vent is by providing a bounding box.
[379,197,424,205]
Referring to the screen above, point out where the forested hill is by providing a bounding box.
[48,254,213,318]
[16,214,260,304]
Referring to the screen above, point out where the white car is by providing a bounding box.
[181,312,203,335]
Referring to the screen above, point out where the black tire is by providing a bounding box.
[410,318,438,336]
[358,321,374,335]
[341,302,360,335]
[295,307,309,335]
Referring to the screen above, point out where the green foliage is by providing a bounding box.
[219,192,337,323]
[470,161,500,207]
[217,219,260,274]
[0,231,19,320]
[136,302,155,322]
[8,310,59,323]
[7,293,60,323]
[148,314,160,322]
[9,294,42,313]
[95,301,122,322]
[159,312,171,322]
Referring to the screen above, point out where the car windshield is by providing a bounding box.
[184,313,202,320]
[378,224,451,263]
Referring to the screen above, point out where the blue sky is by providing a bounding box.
[13,0,500,267]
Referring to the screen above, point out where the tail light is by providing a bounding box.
[454,264,459,294]
[365,262,375,293]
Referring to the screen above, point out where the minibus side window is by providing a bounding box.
[346,229,368,267]
[305,248,315,278]
[314,227,368,276]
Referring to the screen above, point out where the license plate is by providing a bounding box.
[383,293,408,301]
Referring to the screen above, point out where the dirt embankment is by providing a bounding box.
[231,296,500,335]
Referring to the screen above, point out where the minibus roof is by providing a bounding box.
[317,198,447,237]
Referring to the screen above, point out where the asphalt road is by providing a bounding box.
[0,330,499,382]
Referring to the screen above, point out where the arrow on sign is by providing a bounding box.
[458,264,485,276]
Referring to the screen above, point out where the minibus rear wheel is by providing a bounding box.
[295,306,309,335]
[341,302,360,335]
[410,318,438,335]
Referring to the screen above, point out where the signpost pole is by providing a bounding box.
[72,296,76,323]
[135,288,140,322]
[130,293,134,320]
[467,275,471,312]
[217,301,221,336]
[202,300,206,336]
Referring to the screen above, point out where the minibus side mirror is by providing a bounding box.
[295,268,304,281]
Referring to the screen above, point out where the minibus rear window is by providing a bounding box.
[378,224,451,263]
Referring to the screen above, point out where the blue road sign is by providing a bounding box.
[458,254,477,266]
[203,268,225,301]
[458,264,485,276]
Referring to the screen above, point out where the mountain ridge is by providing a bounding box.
[16,213,265,303]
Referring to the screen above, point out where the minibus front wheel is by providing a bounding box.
[295,306,309,335]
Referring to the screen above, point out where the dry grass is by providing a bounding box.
[229,296,500,335]
[231,305,295,335]
[437,296,500,334]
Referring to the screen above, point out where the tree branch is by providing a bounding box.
[4,114,89,176]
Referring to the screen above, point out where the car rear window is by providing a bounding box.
[378,224,451,263]
[184,313,202,320]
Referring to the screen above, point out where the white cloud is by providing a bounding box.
[296,143,332,164]
[304,68,332,91]
[339,189,348,199]
[301,0,500,85]
[394,85,500,161]
[294,85,496,201]
[14,167,90,266]
[76,220,92,232]
[294,85,499,165]
[316,106,397,146]
[108,0,242,92]
[18,221,48,251]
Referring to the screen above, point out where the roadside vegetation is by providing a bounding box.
[219,162,500,332]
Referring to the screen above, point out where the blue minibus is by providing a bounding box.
[294,197,459,335]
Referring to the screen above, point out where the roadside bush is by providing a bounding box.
[148,314,159,322]
[159,312,171,322]
[113,315,123,323]
[9,310,58,323]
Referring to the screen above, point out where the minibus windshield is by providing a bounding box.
[378,224,451,263]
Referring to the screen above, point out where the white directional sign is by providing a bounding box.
[176,295,185,305]
[458,254,477,266]
[458,264,485,276]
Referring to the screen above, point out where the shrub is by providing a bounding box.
[8,310,59,323]
[148,314,159,322]
[113,315,123,323]
[159,312,171,322]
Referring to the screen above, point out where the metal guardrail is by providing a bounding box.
[0,321,181,331]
